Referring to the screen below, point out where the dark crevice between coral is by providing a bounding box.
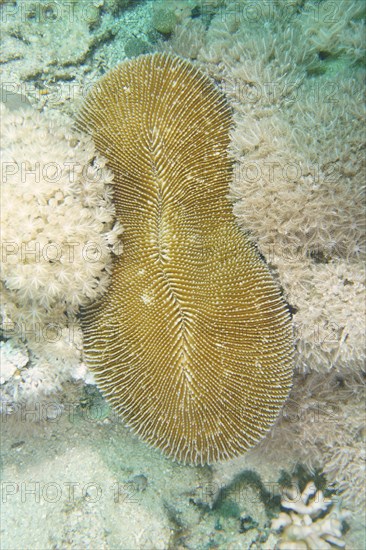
[164,500,191,550]
[318,50,332,61]
[308,247,331,264]
[278,464,329,496]
[211,470,281,520]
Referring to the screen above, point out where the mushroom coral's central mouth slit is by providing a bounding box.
[154,182,192,382]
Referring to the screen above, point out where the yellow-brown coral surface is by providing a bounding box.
[78,53,294,464]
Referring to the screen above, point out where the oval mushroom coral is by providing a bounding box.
[78,53,294,465]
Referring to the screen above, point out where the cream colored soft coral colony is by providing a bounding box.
[0,103,123,408]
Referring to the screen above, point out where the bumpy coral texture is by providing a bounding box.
[0,0,123,84]
[0,104,123,409]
